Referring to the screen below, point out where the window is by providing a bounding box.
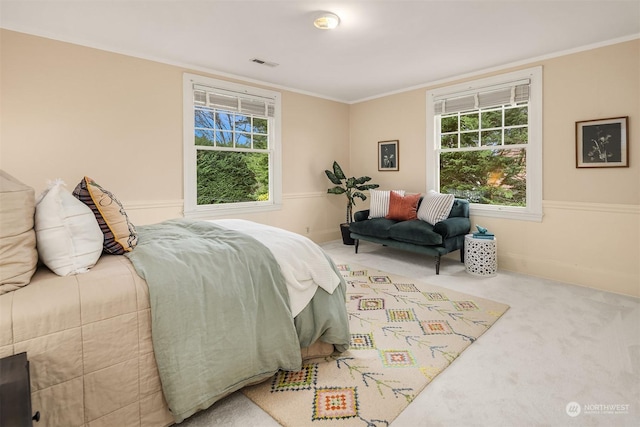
[426,67,542,221]
[183,74,282,218]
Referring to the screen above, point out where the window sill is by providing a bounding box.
[469,205,543,222]
[184,202,283,220]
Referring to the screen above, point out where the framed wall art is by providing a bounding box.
[576,116,629,168]
[378,140,399,171]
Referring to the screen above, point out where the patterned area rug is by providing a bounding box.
[243,263,509,426]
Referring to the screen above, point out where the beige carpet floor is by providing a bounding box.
[179,240,640,426]
[241,263,509,426]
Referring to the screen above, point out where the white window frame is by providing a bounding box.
[183,73,282,219]
[426,66,543,222]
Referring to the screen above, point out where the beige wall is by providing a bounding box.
[0,30,184,202]
[349,40,640,297]
[2,30,638,296]
[0,29,349,241]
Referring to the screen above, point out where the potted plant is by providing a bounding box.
[325,161,379,245]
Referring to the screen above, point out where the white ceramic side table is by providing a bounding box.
[464,234,497,277]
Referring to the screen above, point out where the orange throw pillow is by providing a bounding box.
[385,192,421,221]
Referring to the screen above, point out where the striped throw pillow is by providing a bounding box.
[417,190,455,225]
[368,189,405,218]
[73,177,138,255]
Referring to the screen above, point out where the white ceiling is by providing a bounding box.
[1,0,639,103]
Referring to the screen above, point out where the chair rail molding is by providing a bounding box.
[543,200,639,215]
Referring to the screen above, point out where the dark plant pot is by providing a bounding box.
[340,223,355,245]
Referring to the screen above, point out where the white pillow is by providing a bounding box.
[417,190,455,225]
[368,189,405,218]
[35,180,104,276]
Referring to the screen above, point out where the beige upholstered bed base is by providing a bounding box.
[0,255,334,427]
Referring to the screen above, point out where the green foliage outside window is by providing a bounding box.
[440,149,526,205]
[439,105,528,206]
[196,149,269,205]
[194,107,270,205]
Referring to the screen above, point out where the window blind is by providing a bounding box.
[193,84,275,118]
[434,79,530,115]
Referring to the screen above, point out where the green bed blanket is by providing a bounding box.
[126,219,348,422]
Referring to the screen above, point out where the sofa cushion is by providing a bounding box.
[0,170,38,294]
[368,189,405,218]
[388,220,443,246]
[35,180,104,276]
[386,192,420,221]
[73,177,138,255]
[417,190,455,225]
[448,198,470,218]
[349,217,397,239]
[433,216,472,239]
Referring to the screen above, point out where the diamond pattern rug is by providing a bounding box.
[242,263,509,426]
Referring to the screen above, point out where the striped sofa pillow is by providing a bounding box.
[417,190,455,225]
[368,189,405,218]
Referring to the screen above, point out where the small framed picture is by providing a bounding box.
[378,140,399,171]
[576,117,629,168]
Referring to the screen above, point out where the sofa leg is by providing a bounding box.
[354,239,359,254]
[435,255,441,275]
[460,248,465,263]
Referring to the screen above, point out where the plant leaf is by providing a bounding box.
[333,161,346,180]
[357,183,380,191]
[353,191,367,201]
[354,176,371,185]
[327,186,346,195]
[325,170,342,185]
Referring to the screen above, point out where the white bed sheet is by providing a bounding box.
[208,219,341,316]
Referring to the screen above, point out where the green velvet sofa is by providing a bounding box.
[349,198,471,274]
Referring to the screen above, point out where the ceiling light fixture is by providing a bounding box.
[313,12,340,30]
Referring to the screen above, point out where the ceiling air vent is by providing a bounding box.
[250,58,279,68]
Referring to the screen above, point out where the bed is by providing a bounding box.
[0,216,350,426]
